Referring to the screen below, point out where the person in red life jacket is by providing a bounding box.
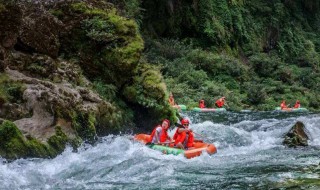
[173,118,194,150]
[215,97,226,108]
[199,99,205,108]
[149,119,171,144]
[293,100,300,108]
[280,100,288,110]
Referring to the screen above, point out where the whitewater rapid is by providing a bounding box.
[1,112,319,189]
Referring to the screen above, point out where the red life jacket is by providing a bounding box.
[215,99,224,108]
[293,103,300,108]
[173,129,194,148]
[280,102,287,109]
[173,128,186,144]
[149,125,168,143]
[199,102,205,108]
[186,132,194,148]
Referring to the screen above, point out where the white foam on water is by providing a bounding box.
[0,114,319,189]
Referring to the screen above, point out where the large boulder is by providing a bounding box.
[18,5,62,58]
[283,121,309,147]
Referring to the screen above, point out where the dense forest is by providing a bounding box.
[116,0,320,111]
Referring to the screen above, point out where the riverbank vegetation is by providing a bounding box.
[119,0,320,111]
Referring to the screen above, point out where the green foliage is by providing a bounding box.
[59,2,144,87]
[83,16,116,42]
[123,63,177,123]
[112,0,143,24]
[141,0,320,109]
[123,63,167,109]
[145,39,246,109]
[244,82,267,105]
[248,53,282,78]
[92,80,117,101]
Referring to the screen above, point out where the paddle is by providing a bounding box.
[175,123,213,143]
[193,132,214,143]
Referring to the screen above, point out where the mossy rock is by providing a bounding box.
[0,120,29,159]
[0,121,74,160]
[47,126,69,155]
[57,2,143,87]
[283,121,309,147]
[123,63,178,128]
[72,112,97,144]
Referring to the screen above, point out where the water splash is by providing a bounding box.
[0,113,319,189]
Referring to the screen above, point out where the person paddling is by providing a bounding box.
[173,118,194,150]
[215,96,226,108]
[280,100,289,110]
[149,119,171,144]
[199,99,205,108]
[293,100,300,108]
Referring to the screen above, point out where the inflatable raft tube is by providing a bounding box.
[178,104,187,111]
[134,134,217,159]
[274,107,308,112]
[171,104,187,111]
[192,107,226,112]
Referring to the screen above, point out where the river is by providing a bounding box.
[1,111,320,189]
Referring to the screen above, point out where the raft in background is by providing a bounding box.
[134,134,217,159]
[178,104,187,111]
[274,107,308,112]
[192,107,227,112]
[172,104,187,111]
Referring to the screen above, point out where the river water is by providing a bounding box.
[1,111,320,189]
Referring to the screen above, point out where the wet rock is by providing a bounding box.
[283,121,309,147]
[18,6,62,58]
[0,3,22,49]
[0,103,30,121]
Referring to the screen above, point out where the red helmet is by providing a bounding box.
[200,100,204,103]
[163,119,170,126]
[181,118,189,125]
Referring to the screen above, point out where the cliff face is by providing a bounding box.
[0,0,176,160]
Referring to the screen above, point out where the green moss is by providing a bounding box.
[49,9,64,19]
[0,120,29,159]
[26,136,54,158]
[72,112,97,144]
[59,1,144,87]
[123,63,177,124]
[70,2,89,13]
[0,121,78,160]
[47,126,69,154]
